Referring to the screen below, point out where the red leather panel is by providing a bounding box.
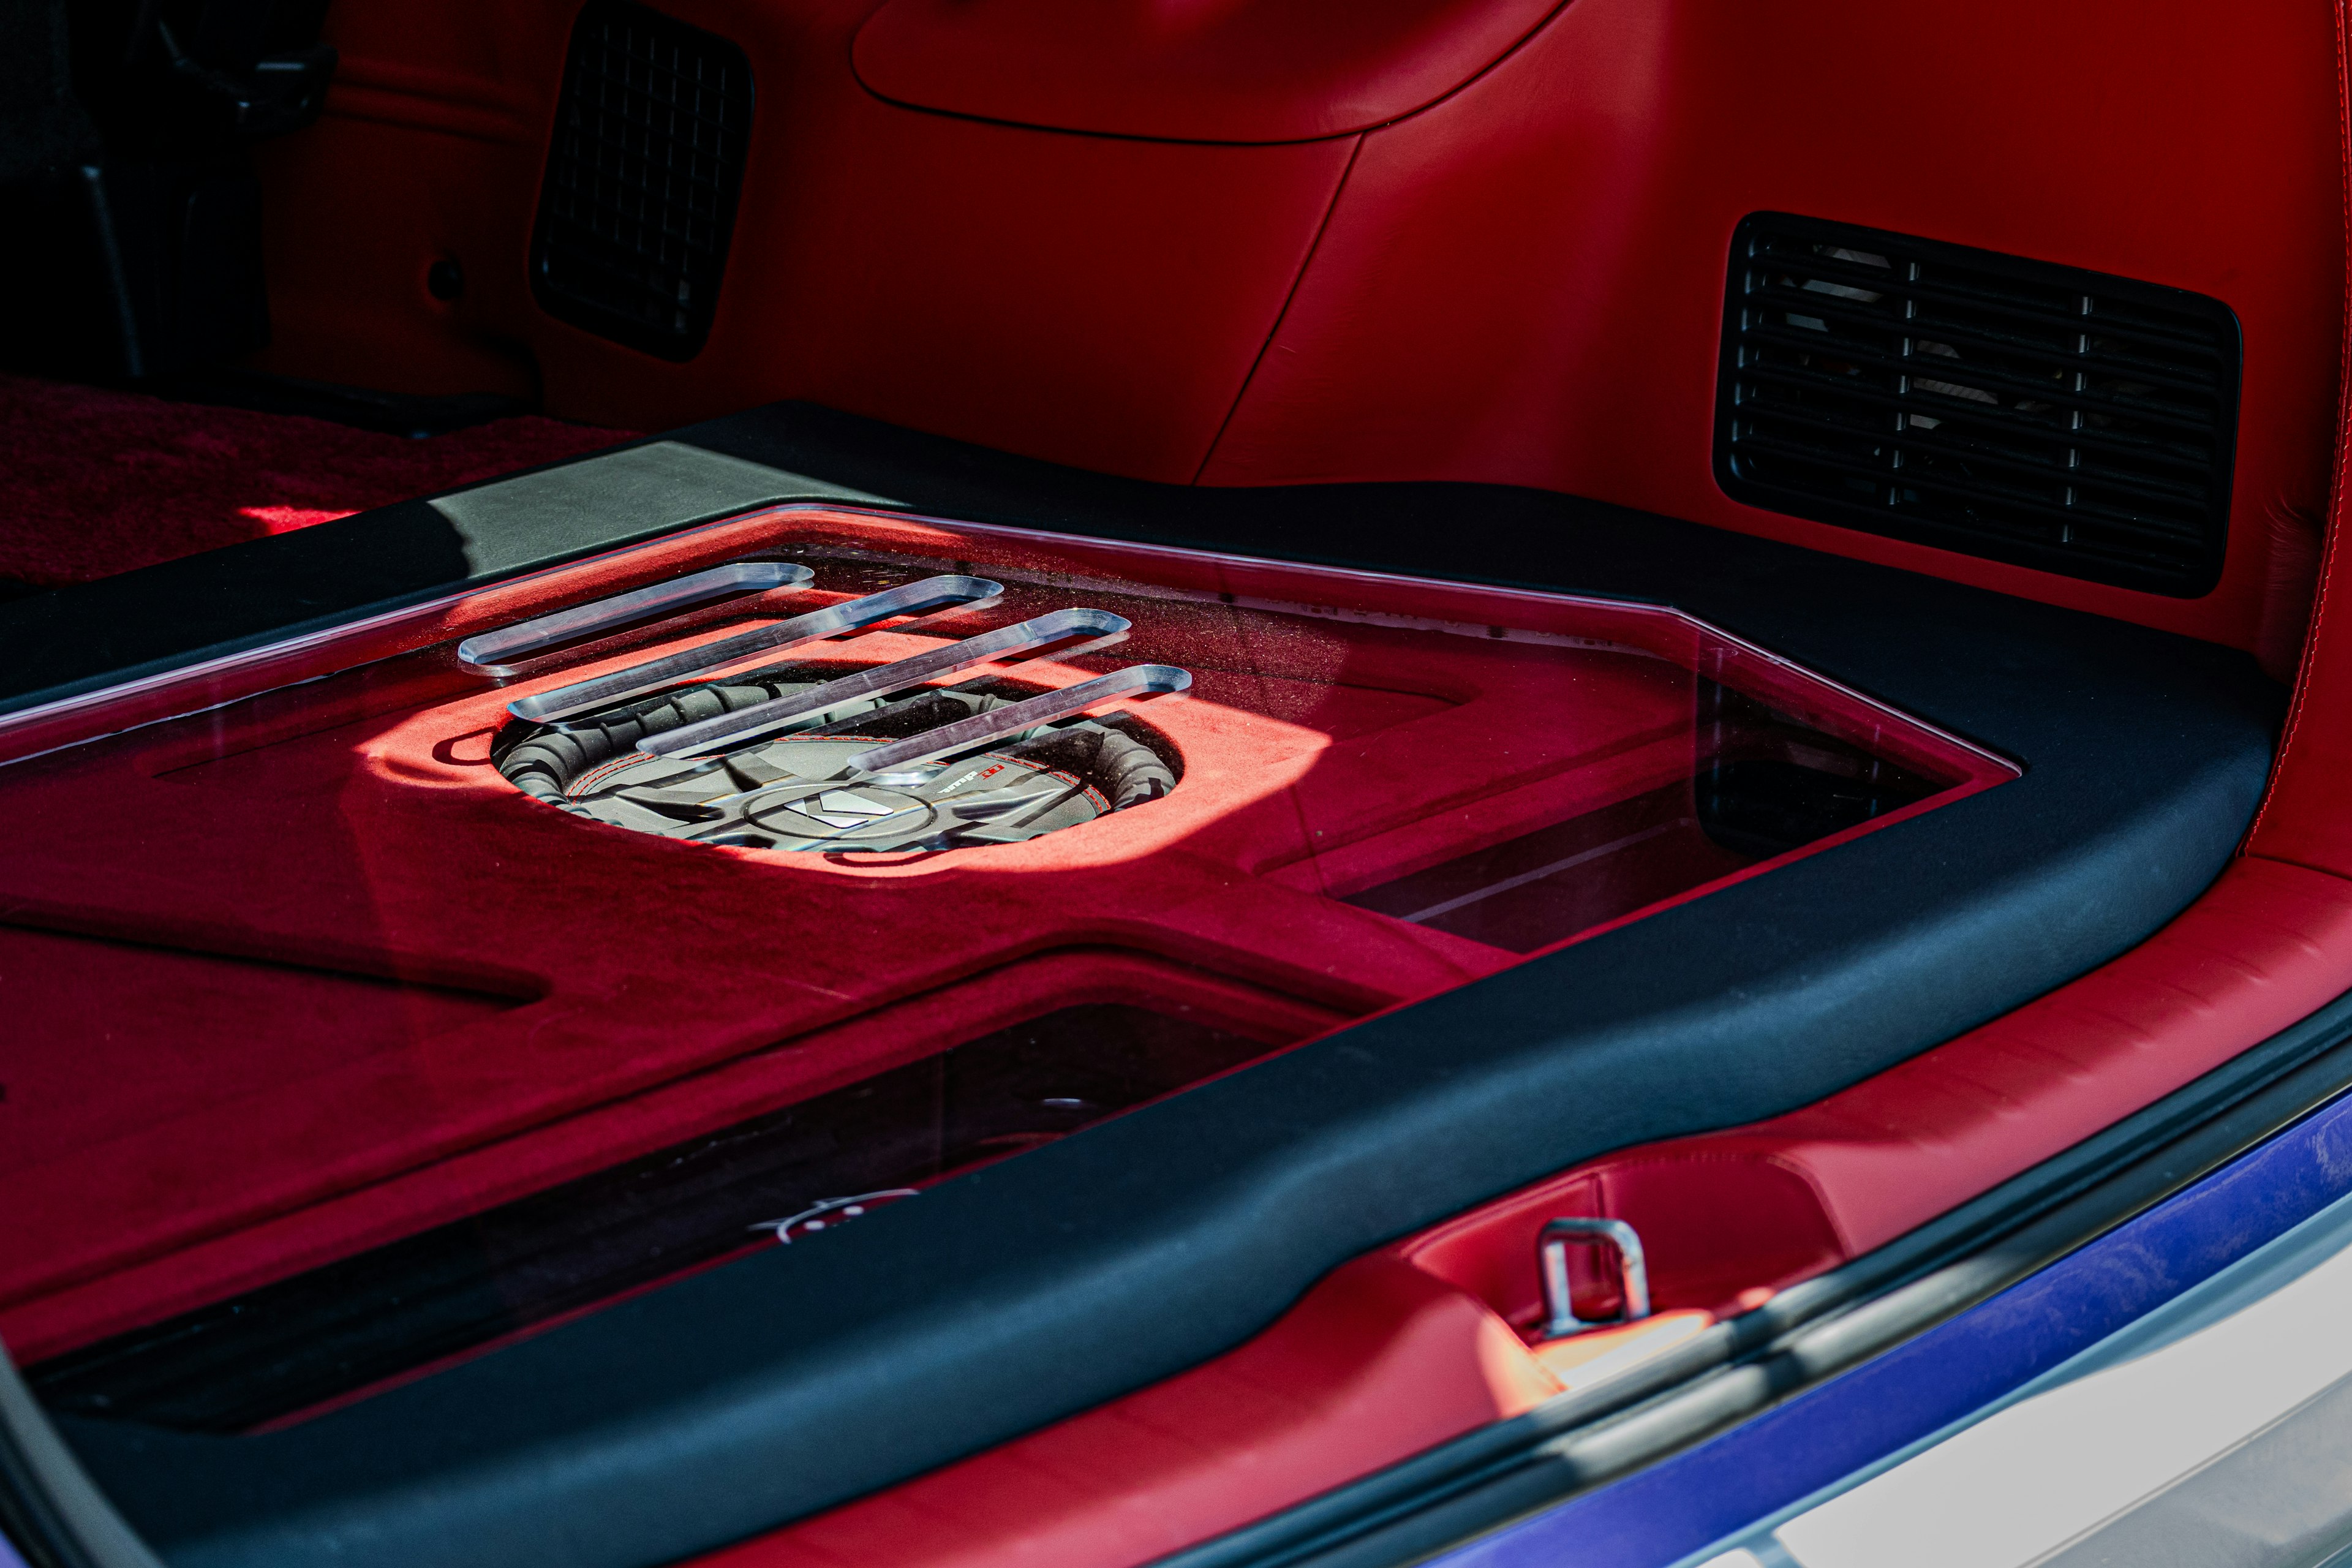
[2247,90,2352,875]
[663,107,1354,480]
[1196,0,2344,648]
[249,0,572,401]
[1630,856,2352,1256]
[850,0,1564,143]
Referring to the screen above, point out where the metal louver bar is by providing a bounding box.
[634,606,1131,758]
[1713,213,2242,595]
[505,575,1003,722]
[457,560,812,674]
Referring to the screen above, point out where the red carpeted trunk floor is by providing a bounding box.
[0,374,635,589]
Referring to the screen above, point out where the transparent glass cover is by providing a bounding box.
[0,506,2013,1428]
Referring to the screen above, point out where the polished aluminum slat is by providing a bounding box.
[457,560,813,674]
[848,665,1191,778]
[635,607,1132,758]
[506,575,1002,723]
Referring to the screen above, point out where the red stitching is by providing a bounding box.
[2249,0,2352,848]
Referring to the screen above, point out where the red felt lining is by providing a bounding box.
[0,929,522,1182]
[0,374,635,589]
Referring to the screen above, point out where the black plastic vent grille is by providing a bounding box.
[1714,214,2241,596]
[529,0,753,361]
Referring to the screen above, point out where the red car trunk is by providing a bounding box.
[0,1,2345,1566]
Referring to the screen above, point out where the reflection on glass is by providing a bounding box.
[1343,684,1944,954]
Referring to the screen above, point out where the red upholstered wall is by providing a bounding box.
[1197,0,2345,654]
[2250,65,2352,879]
[253,0,1355,481]
[252,0,2343,655]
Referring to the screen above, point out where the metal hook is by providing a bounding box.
[1538,1216,1651,1340]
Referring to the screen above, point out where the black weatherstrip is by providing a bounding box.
[20,404,2278,1568]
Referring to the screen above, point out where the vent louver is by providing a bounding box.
[1714,214,2241,596]
[529,0,753,361]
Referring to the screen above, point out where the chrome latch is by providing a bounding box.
[1538,1216,1651,1340]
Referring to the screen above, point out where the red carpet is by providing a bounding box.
[0,374,636,589]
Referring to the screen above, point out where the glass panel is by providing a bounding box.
[1341,684,1946,954]
[26,1001,1282,1433]
[0,505,2014,1423]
